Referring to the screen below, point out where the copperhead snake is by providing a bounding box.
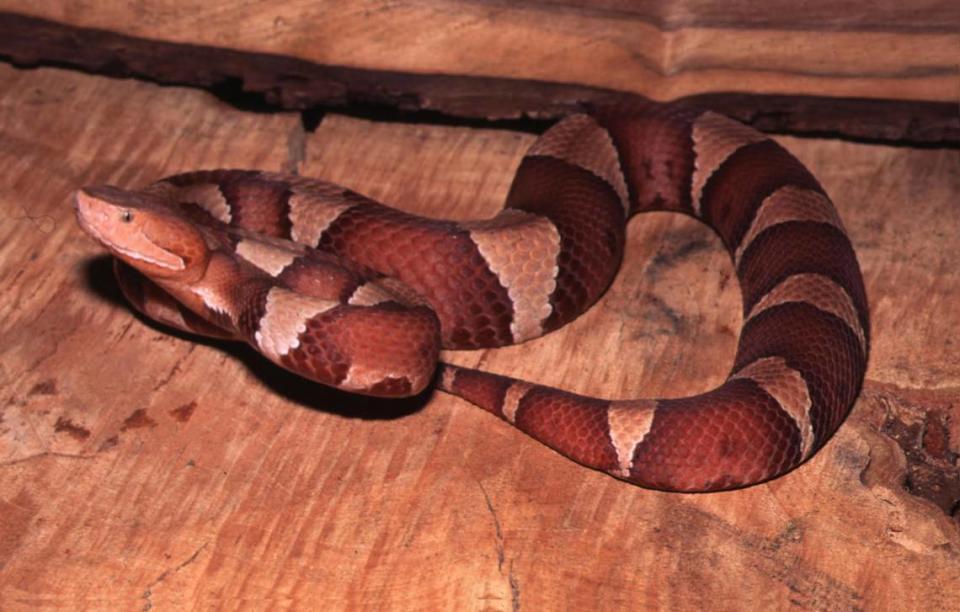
[75,102,869,492]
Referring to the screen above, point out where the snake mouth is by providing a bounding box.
[75,187,187,271]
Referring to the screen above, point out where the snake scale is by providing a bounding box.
[75,101,869,492]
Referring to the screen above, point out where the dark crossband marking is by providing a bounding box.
[529,114,630,216]
[690,111,769,217]
[745,273,866,355]
[287,182,359,247]
[255,287,339,361]
[735,186,844,267]
[731,357,814,459]
[462,210,561,343]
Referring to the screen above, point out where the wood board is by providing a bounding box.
[0,5,957,145]
[2,0,957,102]
[0,63,958,610]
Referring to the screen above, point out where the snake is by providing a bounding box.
[74,101,869,492]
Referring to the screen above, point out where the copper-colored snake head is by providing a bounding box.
[75,185,211,282]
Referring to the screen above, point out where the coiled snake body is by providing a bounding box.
[75,102,869,492]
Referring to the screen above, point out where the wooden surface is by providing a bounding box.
[1,64,959,609]
[0,5,958,145]
[3,0,957,102]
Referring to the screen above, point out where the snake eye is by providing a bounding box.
[120,210,134,223]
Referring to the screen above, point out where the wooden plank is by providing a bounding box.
[0,7,957,145]
[526,0,958,31]
[2,0,956,103]
[1,64,958,609]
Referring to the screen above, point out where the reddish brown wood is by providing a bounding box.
[0,11,956,145]
[524,0,959,31]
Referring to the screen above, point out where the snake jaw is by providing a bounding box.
[75,185,210,280]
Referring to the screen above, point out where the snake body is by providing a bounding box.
[75,102,869,492]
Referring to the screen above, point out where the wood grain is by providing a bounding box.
[1,64,959,609]
[0,5,957,145]
[3,0,957,102]
[522,0,959,31]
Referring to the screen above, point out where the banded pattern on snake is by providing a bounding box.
[75,101,869,492]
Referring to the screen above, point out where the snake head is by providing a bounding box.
[75,185,211,281]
